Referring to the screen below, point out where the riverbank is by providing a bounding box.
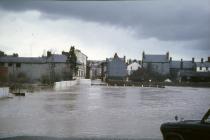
[0,79,80,96]
[105,80,210,88]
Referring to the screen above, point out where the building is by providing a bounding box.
[0,50,88,83]
[0,66,8,82]
[142,51,170,75]
[196,58,210,72]
[127,60,141,75]
[170,57,210,82]
[75,49,88,78]
[88,60,102,79]
[0,54,68,83]
[105,53,127,80]
[101,61,107,81]
[169,57,196,81]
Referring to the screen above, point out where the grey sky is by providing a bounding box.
[0,0,209,61]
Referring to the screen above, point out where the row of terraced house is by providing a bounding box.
[89,52,210,82]
[0,49,87,84]
[1,50,210,84]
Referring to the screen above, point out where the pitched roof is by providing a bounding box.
[46,55,67,63]
[0,56,46,63]
[143,54,168,63]
[127,62,141,68]
[183,61,195,69]
[196,62,210,67]
[0,54,68,64]
[170,61,181,69]
[107,56,124,62]
[170,60,195,69]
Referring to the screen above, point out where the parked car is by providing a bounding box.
[161,108,210,140]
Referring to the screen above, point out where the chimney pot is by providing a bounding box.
[142,51,145,59]
[201,58,204,63]
[192,57,195,63]
[181,59,183,69]
[166,52,169,60]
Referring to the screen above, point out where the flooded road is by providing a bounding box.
[0,79,210,139]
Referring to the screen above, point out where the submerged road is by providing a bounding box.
[0,79,210,139]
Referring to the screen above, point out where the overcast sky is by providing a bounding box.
[0,0,209,61]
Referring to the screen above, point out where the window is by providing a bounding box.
[200,67,202,70]
[8,63,13,66]
[0,62,4,66]
[204,115,210,124]
[206,67,208,71]
[16,63,21,68]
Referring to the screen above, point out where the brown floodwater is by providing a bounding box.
[0,79,210,140]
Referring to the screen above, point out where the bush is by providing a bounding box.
[40,74,51,84]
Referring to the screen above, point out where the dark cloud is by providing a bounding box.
[0,0,209,50]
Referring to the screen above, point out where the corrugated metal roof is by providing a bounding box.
[143,55,168,63]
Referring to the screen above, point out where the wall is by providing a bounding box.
[54,80,79,90]
[0,87,9,98]
[107,58,127,79]
[196,67,210,72]
[143,62,169,75]
[6,62,68,82]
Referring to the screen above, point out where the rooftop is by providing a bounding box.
[170,60,195,69]
[0,54,67,63]
[143,54,168,63]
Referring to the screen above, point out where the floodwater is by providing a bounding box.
[0,79,210,140]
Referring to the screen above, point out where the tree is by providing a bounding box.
[129,68,149,82]
[66,46,78,80]
[9,72,29,92]
[0,50,6,57]
[129,67,168,82]
[12,53,18,57]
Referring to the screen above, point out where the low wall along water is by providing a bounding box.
[54,80,79,90]
[0,87,9,98]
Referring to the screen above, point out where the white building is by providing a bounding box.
[75,49,88,78]
[196,58,210,72]
[127,61,141,75]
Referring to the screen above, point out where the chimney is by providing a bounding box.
[201,58,204,63]
[114,53,118,59]
[170,57,172,62]
[208,57,210,62]
[124,56,126,63]
[181,59,183,69]
[47,51,52,57]
[192,57,195,63]
[166,52,169,60]
[142,51,145,59]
